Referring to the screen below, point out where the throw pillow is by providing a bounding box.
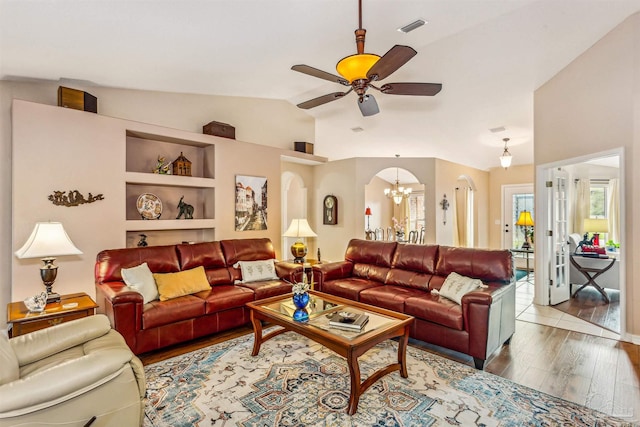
[233,259,278,284]
[121,262,158,304]
[153,266,211,301]
[439,272,484,305]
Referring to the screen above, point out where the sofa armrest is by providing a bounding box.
[0,349,133,416]
[10,315,111,366]
[462,282,515,361]
[95,282,144,352]
[312,261,354,291]
[275,261,302,281]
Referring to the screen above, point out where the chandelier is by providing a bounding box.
[384,168,412,205]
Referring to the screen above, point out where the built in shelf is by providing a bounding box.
[125,172,215,188]
[126,219,217,232]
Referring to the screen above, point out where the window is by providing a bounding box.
[408,192,425,231]
[589,181,607,219]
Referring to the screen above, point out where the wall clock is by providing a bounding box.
[323,195,338,225]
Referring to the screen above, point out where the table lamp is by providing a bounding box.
[365,207,372,231]
[583,218,609,247]
[15,222,83,304]
[283,219,317,263]
[515,211,534,249]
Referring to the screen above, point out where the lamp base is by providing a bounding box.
[290,241,307,264]
[521,242,531,250]
[46,292,61,304]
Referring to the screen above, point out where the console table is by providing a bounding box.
[570,255,616,303]
[510,248,534,282]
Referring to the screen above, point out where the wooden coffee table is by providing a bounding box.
[247,290,414,415]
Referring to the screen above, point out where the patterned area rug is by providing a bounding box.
[143,330,628,426]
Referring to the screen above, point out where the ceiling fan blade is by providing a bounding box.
[292,65,349,86]
[366,45,417,81]
[297,91,349,109]
[358,94,379,116]
[381,82,442,96]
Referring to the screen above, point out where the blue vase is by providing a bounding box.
[292,292,310,309]
[293,308,309,322]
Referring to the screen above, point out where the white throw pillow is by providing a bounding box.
[233,259,278,284]
[439,272,484,305]
[121,262,159,304]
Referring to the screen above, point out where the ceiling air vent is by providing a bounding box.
[398,19,426,33]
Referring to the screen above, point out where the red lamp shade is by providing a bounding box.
[365,207,372,216]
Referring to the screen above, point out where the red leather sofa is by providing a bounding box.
[94,238,300,354]
[313,239,515,369]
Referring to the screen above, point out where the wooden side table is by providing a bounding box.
[7,292,98,337]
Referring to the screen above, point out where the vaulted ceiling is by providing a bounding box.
[2,0,639,170]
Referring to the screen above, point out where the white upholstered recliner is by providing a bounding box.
[0,314,146,426]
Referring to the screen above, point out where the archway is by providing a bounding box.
[364,167,424,241]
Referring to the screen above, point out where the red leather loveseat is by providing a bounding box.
[95,238,300,354]
[313,239,515,369]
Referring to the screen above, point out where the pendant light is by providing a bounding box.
[499,138,512,169]
[384,168,412,205]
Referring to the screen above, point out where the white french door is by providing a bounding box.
[549,168,571,305]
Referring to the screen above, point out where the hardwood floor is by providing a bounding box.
[139,320,640,423]
[554,286,620,333]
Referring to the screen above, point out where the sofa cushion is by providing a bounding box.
[177,242,232,286]
[322,278,382,301]
[234,259,278,283]
[221,238,276,266]
[359,285,426,312]
[194,285,255,313]
[404,295,464,330]
[344,239,397,267]
[237,279,293,300]
[0,333,18,385]
[121,262,158,304]
[435,246,513,282]
[142,295,206,329]
[385,268,431,291]
[153,266,211,301]
[391,243,439,275]
[439,272,484,305]
[95,245,181,284]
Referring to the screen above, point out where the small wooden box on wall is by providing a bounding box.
[203,121,236,139]
[294,141,314,154]
[57,86,98,113]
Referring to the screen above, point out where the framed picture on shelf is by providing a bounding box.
[235,175,267,231]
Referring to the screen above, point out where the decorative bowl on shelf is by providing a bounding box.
[137,193,162,220]
[24,292,48,312]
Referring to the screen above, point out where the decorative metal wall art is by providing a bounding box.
[440,194,449,225]
[48,190,104,207]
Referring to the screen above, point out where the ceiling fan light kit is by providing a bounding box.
[292,0,441,117]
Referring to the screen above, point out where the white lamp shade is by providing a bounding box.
[15,222,83,259]
[283,219,317,238]
[583,218,609,233]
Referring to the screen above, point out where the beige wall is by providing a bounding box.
[488,164,535,249]
[434,159,491,248]
[1,81,315,329]
[534,13,639,339]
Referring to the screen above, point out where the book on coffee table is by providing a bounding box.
[329,311,369,330]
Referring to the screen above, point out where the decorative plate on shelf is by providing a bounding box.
[137,193,162,220]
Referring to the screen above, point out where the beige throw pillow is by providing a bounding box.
[439,272,484,305]
[233,259,278,284]
[121,262,158,304]
[153,266,211,301]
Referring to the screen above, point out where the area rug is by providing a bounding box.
[143,330,628,426]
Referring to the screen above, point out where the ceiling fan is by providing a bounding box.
[292,0,442,117]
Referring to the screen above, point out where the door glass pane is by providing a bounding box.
[511,193,534,249]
